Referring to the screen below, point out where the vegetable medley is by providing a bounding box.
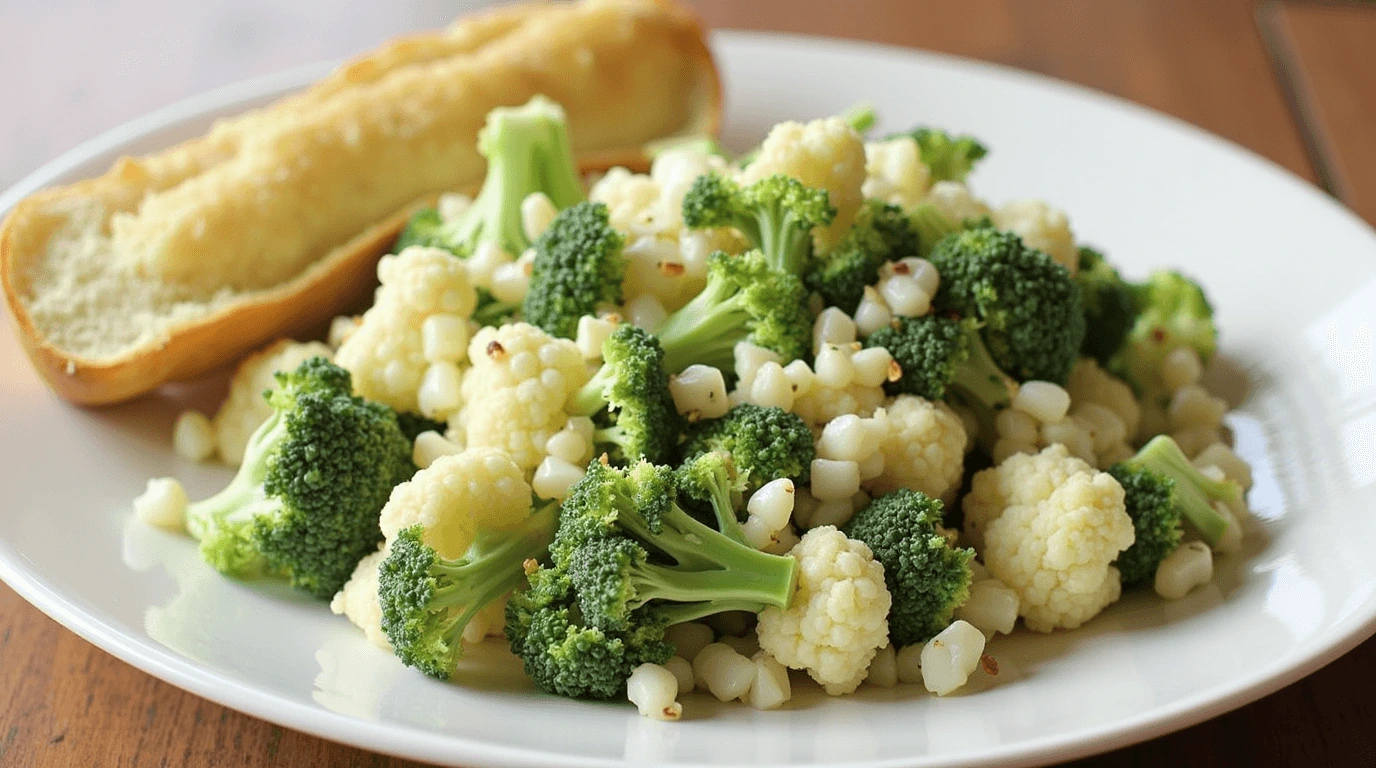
[136,95,1255,719]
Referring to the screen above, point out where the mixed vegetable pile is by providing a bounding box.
[136,95,1255,718]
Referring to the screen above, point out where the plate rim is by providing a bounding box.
[2,28,1374,768]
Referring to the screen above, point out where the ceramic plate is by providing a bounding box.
[2,31,1375,768]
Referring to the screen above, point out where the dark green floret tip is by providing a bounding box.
[682,172,835,275]
[680,404,815,492]
[805,199,920,314]
[844,489,974,646]
[568,324,682,465]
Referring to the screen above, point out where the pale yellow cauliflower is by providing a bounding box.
[212,338,333,465]
[450,323,587,474]
[963,445,1135,632]
[792,383,885,429]
[335,246,477,414]
[330,550,390,649]
[923,181,991,223]
[741,117,867,251]
[757,526,891,695]
[993,200,1078,274]
[862,137,929,212]
[332,448,533,646]
[865,396,967,504]
[1065,358,1141,437]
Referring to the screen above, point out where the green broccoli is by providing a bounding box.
[674,450,748,542]
[804,199,920,314]
[866,314,1018,410]
[523,202,626,339]
[907,204,994,257]
[844,489,974,646]
[1075,246,1139,365]
[679,404,814,493]
[887,126,988,183]
[184,358,414,598]
[1108,270,1218,399]
[507,461,797,698]
[682,173,835,276]
[655,250,813,373]
[1110,435,1238,585]
[390,96,585,324]
[378,504,557,679]
[566,324,682,465]
[928,227,1086,384]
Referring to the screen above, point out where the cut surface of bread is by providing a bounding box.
[0,0,719,405]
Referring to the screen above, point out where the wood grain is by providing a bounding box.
[2,0,1374,766]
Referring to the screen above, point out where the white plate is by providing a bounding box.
[3,30,1376,768]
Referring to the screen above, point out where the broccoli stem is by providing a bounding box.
[425,503,559,648]
[655,598,776,627]
[656,289,753,373]
[1127,436,1236,545]
[617,500,796,599]
[951,326,1019,411]
[629,559,795,612]
[184,411,286,574]
[698,465,748,545]
[569,364,615,418]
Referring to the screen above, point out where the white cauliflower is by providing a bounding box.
[450,323,587,474]
[591,149,743,312]
[865,396,967,504]
[786,344,891,428]
[335,246,477,414]
[330,550,390,649]
[332,447,534,645]
[212,338,333,465]
[962,445,1135,632]
[757,526,891,695]
[741,117,867,251]
[1065,358,1141,438]
[862,137,929,211]
[923,181,991,223]
[993,200,1078,274]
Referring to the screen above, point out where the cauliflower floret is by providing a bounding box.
[741,117,867,251]
[862,137,929,211]
[963,445,1135,632]
[757,526,891,695]
[1065,358,1141,437]
[786,343,890,428]
[865,396,967,504]
[923,181,991,223]
[592,151,743,312]
[379,447,533,557]
[993,200,1078,274]
[330,549,390,650]
[212,338,334,465]
[792,383,886,428]
[335,246,477,414]
[450,323,587,474]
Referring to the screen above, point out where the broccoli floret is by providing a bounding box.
[1108,270,1217,398]
[680,404,814,493]
[866,314,1017,410]
[887,126,988,183]
[1110,436,1238,584]
[507,461,797,699]
[844,489,974,646]
[184,358,414,598]
[523,202,626,339]
[566,324,682,465]
[378,505,557,679]
[1075,247,1139,365]
[655,250,813,373]
[928,227,1086,384]
[675,450,748,542]
[804,200,920,314]
[682,173,835,276]
[394,411,447,443]
[393,208,445,253]
[908,204,994,257]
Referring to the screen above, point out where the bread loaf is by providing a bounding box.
[0,0,719,404]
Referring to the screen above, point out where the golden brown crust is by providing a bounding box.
[0,0,720,406]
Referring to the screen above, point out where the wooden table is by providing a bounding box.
[2,0,1374,765]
